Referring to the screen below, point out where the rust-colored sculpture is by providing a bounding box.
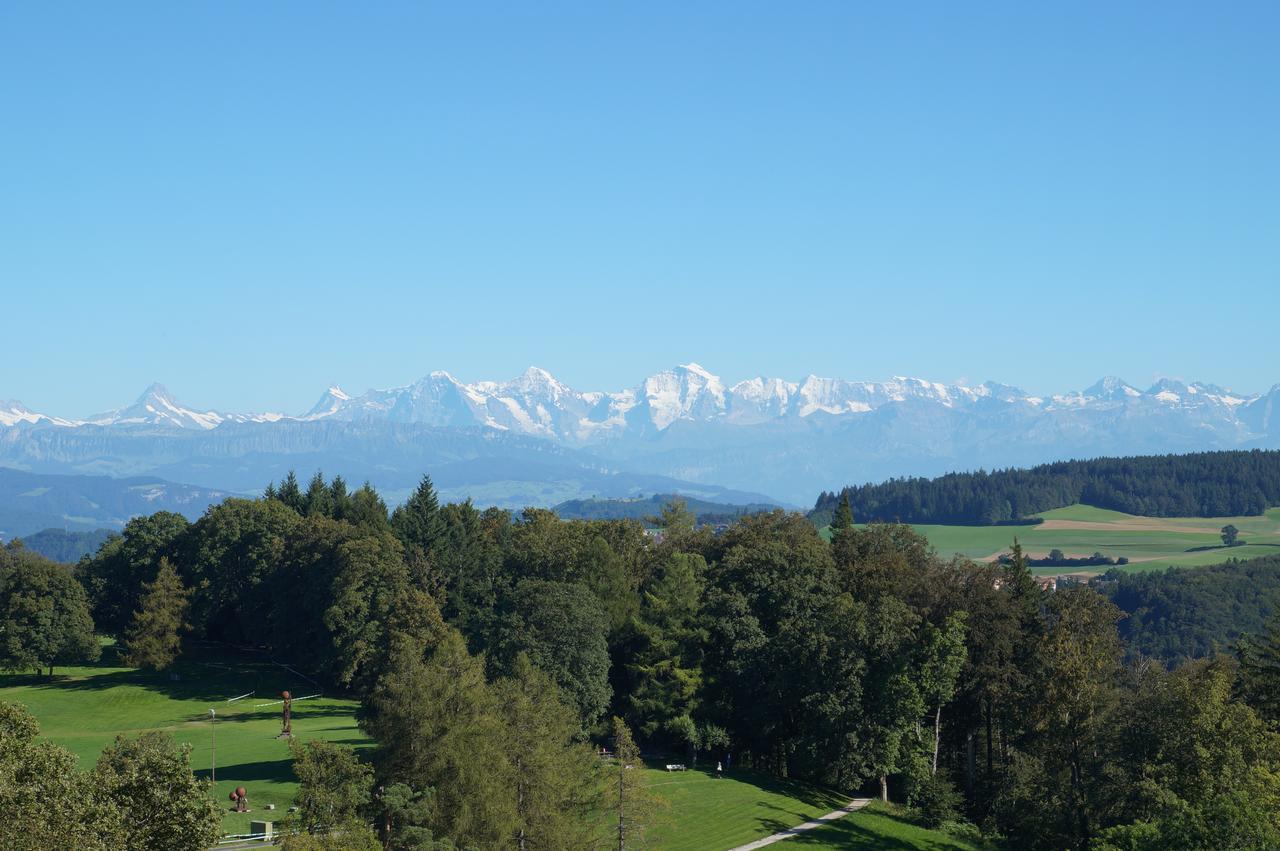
[229,786,249,812]
[281,690,293,737]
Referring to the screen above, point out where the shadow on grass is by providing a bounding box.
[789,805,976,850]
[195,757,296,784]
[2,651,332,706]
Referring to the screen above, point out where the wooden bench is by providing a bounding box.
[665,763,687,772]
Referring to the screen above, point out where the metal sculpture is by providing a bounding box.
[229,786,249,812]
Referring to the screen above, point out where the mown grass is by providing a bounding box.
[791,801,990,850]
[636,763,848,850]
[0,643,369,835]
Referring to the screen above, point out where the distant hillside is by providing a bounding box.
[814,450,1280,526]
[553,493,778,525]
[16,527,113,563]
[1101,554,1280,664]
[0,467,233,540]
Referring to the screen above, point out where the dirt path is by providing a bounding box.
[727,799,873,849]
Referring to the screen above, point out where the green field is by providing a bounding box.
[2,646,989,847]
[637,764,846,849]
[0,645,369,836]
[628,767,984,850]
[791,802,987,850]
[848,505,1280,574]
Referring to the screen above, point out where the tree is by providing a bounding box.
[92,731,222,851]
[492,579,612,729]
[391,476,447,555]
[360,630,514,848]
[0,546,99,677]
[654,499,696,537]
[0,701,123,849]
[494,655,602,850]
[1221,524,1241,547]
[288,739,375,836]
[121,557,189,671]
[1095,659,1280,849]
[75,511,189,636]
[919,612,968,774]
[830,492,855,539]
[605,716,662,851]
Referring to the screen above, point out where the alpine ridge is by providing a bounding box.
[4,365,1280,505]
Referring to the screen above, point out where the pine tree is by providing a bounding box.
[121,557,190,671]
[304,472,333,518]
[496,655,603,850]
[606,716,662,851]
[831,491,855,536]
[391,475,447,555]
[277,471,305,514]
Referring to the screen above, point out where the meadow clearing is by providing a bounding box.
[894,505,1280,574]
[0,644,979,848]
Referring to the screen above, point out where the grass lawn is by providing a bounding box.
[853,505,1280,574]
[790,802,990,850]
[614,763,848,850]
[0,643,369,836]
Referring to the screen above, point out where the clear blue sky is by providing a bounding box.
[2,2,1277,417]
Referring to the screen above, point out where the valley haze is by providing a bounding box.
[4,363,1279,509]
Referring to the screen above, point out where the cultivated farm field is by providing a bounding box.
[905,505,1280,573]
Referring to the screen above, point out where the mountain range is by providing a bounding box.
[3,364,1279,507]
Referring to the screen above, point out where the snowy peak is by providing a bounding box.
[89,383,227,430]
[0,400,76,428]
[304,386,353,420]
[4,366,1274,448]
[1084,376,1142,400]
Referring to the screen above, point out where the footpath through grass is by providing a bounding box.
[0,643,368,836]
[637,763,848,850]
[790,801,989,850]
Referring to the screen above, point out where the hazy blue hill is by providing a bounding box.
[15,527,113,562]
[553,493,779,524]
[0,467,232,539]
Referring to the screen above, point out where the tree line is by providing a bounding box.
[813,449,1280,525]
[4,470,1280,847]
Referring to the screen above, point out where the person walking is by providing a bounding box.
[717,760,723,779]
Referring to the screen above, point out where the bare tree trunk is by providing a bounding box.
[965,730,976,793]
[879,774,889,803]
[932,705,943,774]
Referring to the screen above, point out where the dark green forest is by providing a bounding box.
[16,527,112,563]
[5,469,1280,848]
[1102,555,1280,663]
[813,449,1280,525]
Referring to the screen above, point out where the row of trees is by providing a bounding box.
[813,449,1280,524]
[10,470,1280,847]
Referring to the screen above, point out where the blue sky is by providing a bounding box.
[2,2,1277,417]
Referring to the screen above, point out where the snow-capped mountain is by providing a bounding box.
[3,365,1280,506]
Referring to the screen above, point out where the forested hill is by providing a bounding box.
[553,493,776,525]
[813,450,1280,525]
[1102,554,1280,664]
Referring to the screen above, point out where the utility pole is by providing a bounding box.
[210,709,217,782]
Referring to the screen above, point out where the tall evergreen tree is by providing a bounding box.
[495,655,602,850]
[276,471,306,514]
[121,557,189,671]
[830,492,855,537]
[360,630,514,848]
[304,472,334,518]
[391,475,447,555]
[606,716,661,851]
